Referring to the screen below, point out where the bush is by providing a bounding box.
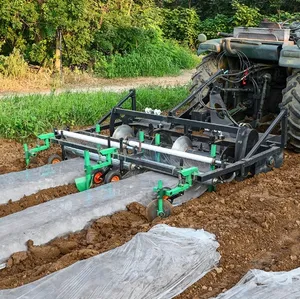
[232,1,262,27]
[199,14,233,39]
[0,48,28,78]
[93,40,199,78]
[161,8,200,47]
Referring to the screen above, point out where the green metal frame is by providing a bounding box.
[153,144,217,217]
[23,133,55,167]
[75,147,117,192]
[153,166,199,217]
[208,144,217,192]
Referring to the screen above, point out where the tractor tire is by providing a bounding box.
[282,71,300,152]
[190,53,218,106]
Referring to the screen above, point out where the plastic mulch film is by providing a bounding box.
[0,171,179,264]
[0,224,220,299]
[214,268,300,299]
[0,158,84,204]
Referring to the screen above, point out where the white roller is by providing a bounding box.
[61,131,216,164]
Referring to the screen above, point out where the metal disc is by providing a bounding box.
[171,136,192,152]
[145,199,173,222]
[112,125,134,140]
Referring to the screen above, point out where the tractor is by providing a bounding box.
[191,20,300,151]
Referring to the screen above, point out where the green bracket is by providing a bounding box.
[24,132,55,167]
[208,144,217,192]
[95,124,101,133]
[139,130,145,143]
[153,166,199,217]
[75,147,117,192]
[155,133,160,162]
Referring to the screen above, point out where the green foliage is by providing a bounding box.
[94,40,198,78]
[267,11,300,22]
[199,14,233,39]
[0,48,28,78]
[232,1,263,27]
[0,87,189,139]
[0,0,299,77]
[161,8,200,47]
[92,26,161,55]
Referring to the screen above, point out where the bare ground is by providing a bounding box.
[0,69,194,97]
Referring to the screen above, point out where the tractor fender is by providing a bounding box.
[279,45,300,68]
[197,38,222,55]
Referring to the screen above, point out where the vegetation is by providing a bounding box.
[0,0,298,78]
[0,87,189,139]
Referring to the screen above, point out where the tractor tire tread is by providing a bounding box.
[190,53,219,106]
[282,72,300,151]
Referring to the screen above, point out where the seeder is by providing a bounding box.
[24,86,287,221]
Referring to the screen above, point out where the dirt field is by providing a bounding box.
[0,138,61,174]
[0,139,300,298]
[0,69,194,96]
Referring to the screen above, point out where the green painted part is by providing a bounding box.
[95,124,101,133]
[153,167,199,216]
[157,198,164,216]
[198,38,281,61]
[23,132,55,167]
[155,133,161,163]
[208,144,217,192]
[24,144,30,167]
[155,133,160,145]
[37,132,55,140]
[279,46,300,68]
[139,131,145,143]
[75,147,117,192]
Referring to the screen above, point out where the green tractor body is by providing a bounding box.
[192,21,300,150]
[198,26,300,68]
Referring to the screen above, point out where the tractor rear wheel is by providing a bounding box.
[282,71,300,152]
[190,53,218,106]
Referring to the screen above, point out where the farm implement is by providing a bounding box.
[24,84,287,221]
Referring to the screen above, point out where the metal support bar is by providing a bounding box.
[97,89,136,126]
[169,69,224,115]
[245,109,286,159]
[113,108,239,134]
[60,130,218,164]
[198,146,281,182]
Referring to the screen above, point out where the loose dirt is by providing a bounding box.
[0,184,78,218]
[0,139,61,174]
[0,151,300,298]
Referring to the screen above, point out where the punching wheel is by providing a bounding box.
[48,154,62,165]
[146,199,173,222]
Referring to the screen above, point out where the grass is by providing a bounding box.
[0,86,189,140]
[95,41,200,78]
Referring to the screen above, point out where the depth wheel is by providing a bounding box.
[104,170,121,184]
[93,170,104,184]
[146,199,173,222]
[282,71,300,151]
[48,154,62,165]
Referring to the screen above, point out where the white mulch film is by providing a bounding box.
[0,224,220,299]
[0,158,84,204]
[214,268,300,299]
[0,171,180,264]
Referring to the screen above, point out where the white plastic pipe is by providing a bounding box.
[61,131,215,164]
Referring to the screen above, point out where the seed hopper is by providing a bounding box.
[24,86,287,221]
